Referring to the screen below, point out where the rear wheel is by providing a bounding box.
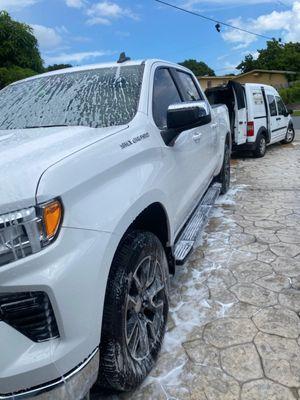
[253,133,266,158]
[282,125,295,144]
[217,141,231,194]
[98,231,169,392]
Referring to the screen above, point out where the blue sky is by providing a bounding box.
[1,0,299,74]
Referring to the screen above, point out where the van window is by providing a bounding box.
[176,71,202,102]
[267,95,277,117]
[276,96,287,116]
[153,68,182,129]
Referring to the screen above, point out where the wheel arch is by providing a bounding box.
[127,202,175,274]
[257,126,270,143]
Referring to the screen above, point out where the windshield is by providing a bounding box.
[0,65,144,130]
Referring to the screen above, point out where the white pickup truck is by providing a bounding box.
[0,58,230,398]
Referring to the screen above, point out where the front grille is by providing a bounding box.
[0,208,42,267]
[0,292,59,342]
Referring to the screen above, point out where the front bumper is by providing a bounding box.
[0,226,117,396]
[0,349,99,400]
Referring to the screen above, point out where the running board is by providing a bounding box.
[174,183,221,265]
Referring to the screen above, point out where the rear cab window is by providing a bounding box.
[175,70,202,102]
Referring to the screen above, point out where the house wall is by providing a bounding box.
[198,72,289,91]
[235,72,288,89]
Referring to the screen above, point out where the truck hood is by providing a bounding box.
[0,125,127,214]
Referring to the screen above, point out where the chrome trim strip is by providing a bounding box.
[0,349,99,400]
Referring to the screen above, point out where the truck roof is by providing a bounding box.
[9,59,187,86]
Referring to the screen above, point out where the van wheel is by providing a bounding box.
[217,141,231,194]
[98,231,169,392]
[253,133,266,158]
[282,126,295,144]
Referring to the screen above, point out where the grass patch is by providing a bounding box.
[293,110,300,117]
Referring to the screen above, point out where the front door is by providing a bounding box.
[267,94,279,143]
[151,67,213,233]
[275,95,289,140]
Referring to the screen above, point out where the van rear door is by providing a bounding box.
[228,81,247,145]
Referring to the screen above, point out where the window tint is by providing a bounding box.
[276,96,286,116]
[153,68,182,129]
[177,71,202,101]
[267,95,277,116]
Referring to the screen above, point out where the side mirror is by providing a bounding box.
[167,101,211,132]
[288,109,294,115]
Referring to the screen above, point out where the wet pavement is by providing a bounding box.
[93,131,300,400]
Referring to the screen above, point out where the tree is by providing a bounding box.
[0,65,37,89]
[0,11,43,73]
[237,40,300,77]
[45,64,72,72]
[179,59,215,76]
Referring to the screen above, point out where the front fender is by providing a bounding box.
[36,128,174,242]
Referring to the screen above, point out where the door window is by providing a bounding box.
[276,96,287,116]
[177,71,202,102]
[153,68,182,129]
[267,95,277,116]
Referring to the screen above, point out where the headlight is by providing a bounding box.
[0,199,63,268]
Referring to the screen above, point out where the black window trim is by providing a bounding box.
[152,66,184,129]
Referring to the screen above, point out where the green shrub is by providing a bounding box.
[0,65,37,89]
[279,84,300,105]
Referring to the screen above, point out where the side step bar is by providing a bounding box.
[174,183,221,265]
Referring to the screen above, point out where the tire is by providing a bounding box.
[217,140,231,195]
[253,133,267,158]
[282,125,295,144]
[98,230,169,392]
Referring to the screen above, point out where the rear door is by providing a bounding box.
[229,81,247,145]
[267,94,279,143]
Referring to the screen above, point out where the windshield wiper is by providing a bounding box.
[23,124,69,129]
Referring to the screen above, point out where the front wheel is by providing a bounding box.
[282,125,295,144]
[98,230,169,392]
[253,133,266,158]
[216,141,231,194]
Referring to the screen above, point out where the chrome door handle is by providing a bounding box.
[193,132,202,143]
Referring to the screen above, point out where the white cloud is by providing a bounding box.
[182,0,293,6]
[31,24,62,50]
[65,0,86,8]
[221,1,300,47]
[0,0,39,10]
[86,1,139,25]
[44,50,112,64]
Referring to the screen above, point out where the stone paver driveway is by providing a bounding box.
[93,132,300,400]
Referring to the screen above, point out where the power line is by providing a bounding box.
[154,0,277,42]
[276,0,290,9]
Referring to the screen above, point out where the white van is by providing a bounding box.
[205,82,295,157]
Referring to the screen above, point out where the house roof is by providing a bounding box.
[199,69,297,79]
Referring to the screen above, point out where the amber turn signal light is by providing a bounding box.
[42,200,62,240]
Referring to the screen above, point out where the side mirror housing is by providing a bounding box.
[167,101,211,132]
[288,109,294,115]
[162,101,211,146]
